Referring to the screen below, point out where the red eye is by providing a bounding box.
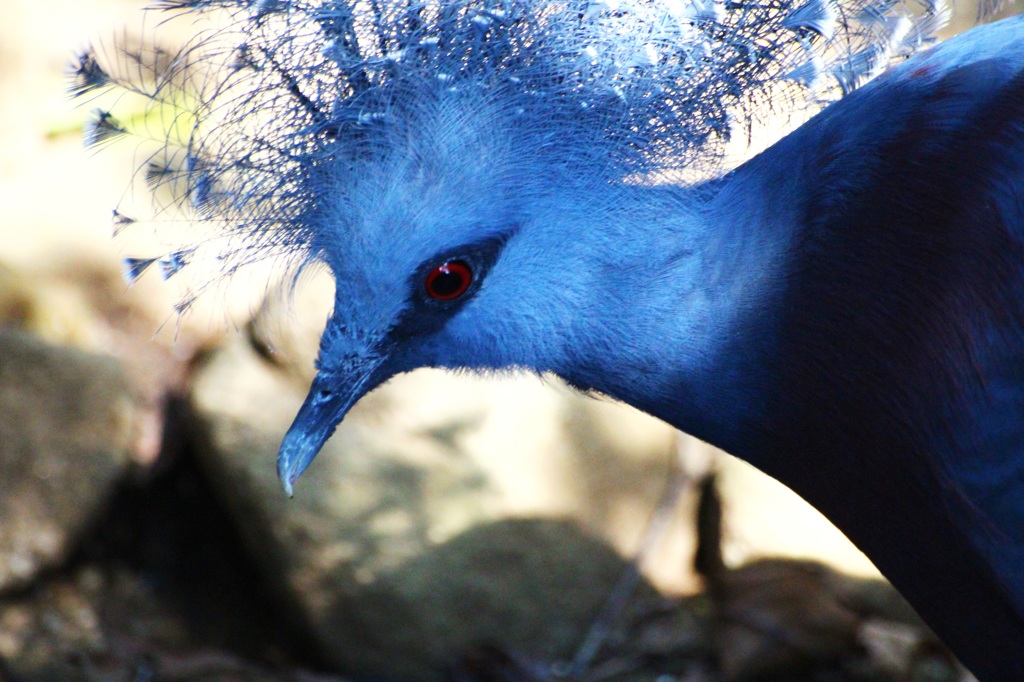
[424,260,473,301]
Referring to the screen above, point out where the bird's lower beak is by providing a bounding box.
[277,363,383,496]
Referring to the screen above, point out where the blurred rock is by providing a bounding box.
[0,562,348,682]
[603,594,714,678]
[0,261,111,351]
[704,562,970,682]
[446,643,555,682]
[859,621,973,682]
[0,424,353,682]
[0,329,145,593]
[0,257,210,472]
[710,558,865,679]
[0,569,109,682]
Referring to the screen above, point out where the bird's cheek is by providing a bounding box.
[386,334,451,371]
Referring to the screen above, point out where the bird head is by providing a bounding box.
[275,90,554,491]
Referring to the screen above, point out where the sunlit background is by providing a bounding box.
[1,0,1019,678]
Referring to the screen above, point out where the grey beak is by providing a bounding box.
[276,364,382,496]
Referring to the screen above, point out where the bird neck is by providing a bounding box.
[550,169,795,458]
[735,121,1024,675]
[552,93,1024,677]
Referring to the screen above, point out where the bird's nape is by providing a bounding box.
[75,1,1024,679]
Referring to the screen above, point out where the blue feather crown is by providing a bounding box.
[72,0,947,297]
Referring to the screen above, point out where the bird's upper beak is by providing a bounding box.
[277,359,385,496]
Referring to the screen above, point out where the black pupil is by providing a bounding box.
[428,266,464,296]
[431,268,466,297]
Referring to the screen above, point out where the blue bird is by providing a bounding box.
[74,0,1024,678]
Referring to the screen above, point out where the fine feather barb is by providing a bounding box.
[76,0,952,308]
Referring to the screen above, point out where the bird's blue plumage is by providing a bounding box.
[706,28,1024,676]
[75,1,1024,679]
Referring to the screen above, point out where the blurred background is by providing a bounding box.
[0,1,1012,681]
